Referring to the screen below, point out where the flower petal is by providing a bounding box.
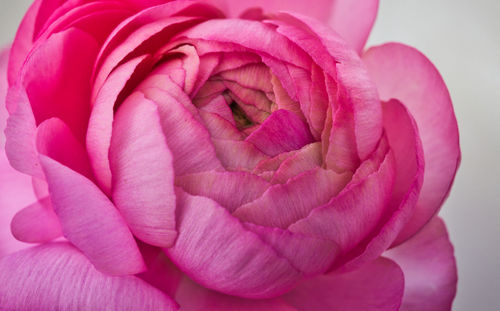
[175,276,296,311]
[166,189,301,299]
[284,257,404,311]
[87,55,149,194]
[176,171,270,213]
[142,87,223,174]
[246,109,314,157]
[338,99,425,271]
[0,242,178,310]
[224,0,335,23]
[329,0,379,53]
[110,92,177,247]
[10,197,62,243]
[234,168,350,228]
[363,43,460,244]
[0,47,34,256]
[39,155,145,275]
[384,217,457,311]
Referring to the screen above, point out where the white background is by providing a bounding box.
[0,0,499,310]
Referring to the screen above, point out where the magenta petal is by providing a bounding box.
[0,243,178,310]
[110,92,177,247]
[329,0,379,53]
[284,257,404,311]
[166,189,301,299]
[363,43,460,244]
[385,217,457,311]
[39,155,145,275]
[10,197,62,243]
[246,109,314,157]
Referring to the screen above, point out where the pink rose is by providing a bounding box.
[0,0,460,310]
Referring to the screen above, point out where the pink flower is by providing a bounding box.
[0,0,460,310]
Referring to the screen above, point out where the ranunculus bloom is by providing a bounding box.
[0,0,460,310]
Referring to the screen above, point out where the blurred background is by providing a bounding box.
[0,0,498,310]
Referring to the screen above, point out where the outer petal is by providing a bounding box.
[39,155,145,275]
[337,100,425,271]
[284,257,404,311]
[385,217,457,311]
[0,48,34,255]
[363,43,460,244]
[329,0,379,54]
[224,0,334,23]
[165,189,301,299]
[110,92,177,247]
[175,277,296,311]
[0,243,178,310]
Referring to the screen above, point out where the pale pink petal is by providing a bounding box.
[10,197,62,243]
[234,168,350,228]
[289,148,395,257]
[15,27,98,142]
[142,87,223,174]
[176,171,270,212]
[329,0,379,53]
[246,109,314,157]
[271,142,323,183]
[110,92,177,247]
[339,100,425,271]
[0,243,178,310]
[224,0,335,23]
[166,189,301,299]
[199,110,244,140]
[284,257,404,311]
[39,155,145,275]
[363,43,460,244]
[4,86,44,179]
[212,139,270,171]
[0,48,33,255]
[385,217,457,311]
[175,276,296,311]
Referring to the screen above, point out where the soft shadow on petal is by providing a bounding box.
[385,217,457,311]
[0,242,178,310]
[363,43,460,244]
